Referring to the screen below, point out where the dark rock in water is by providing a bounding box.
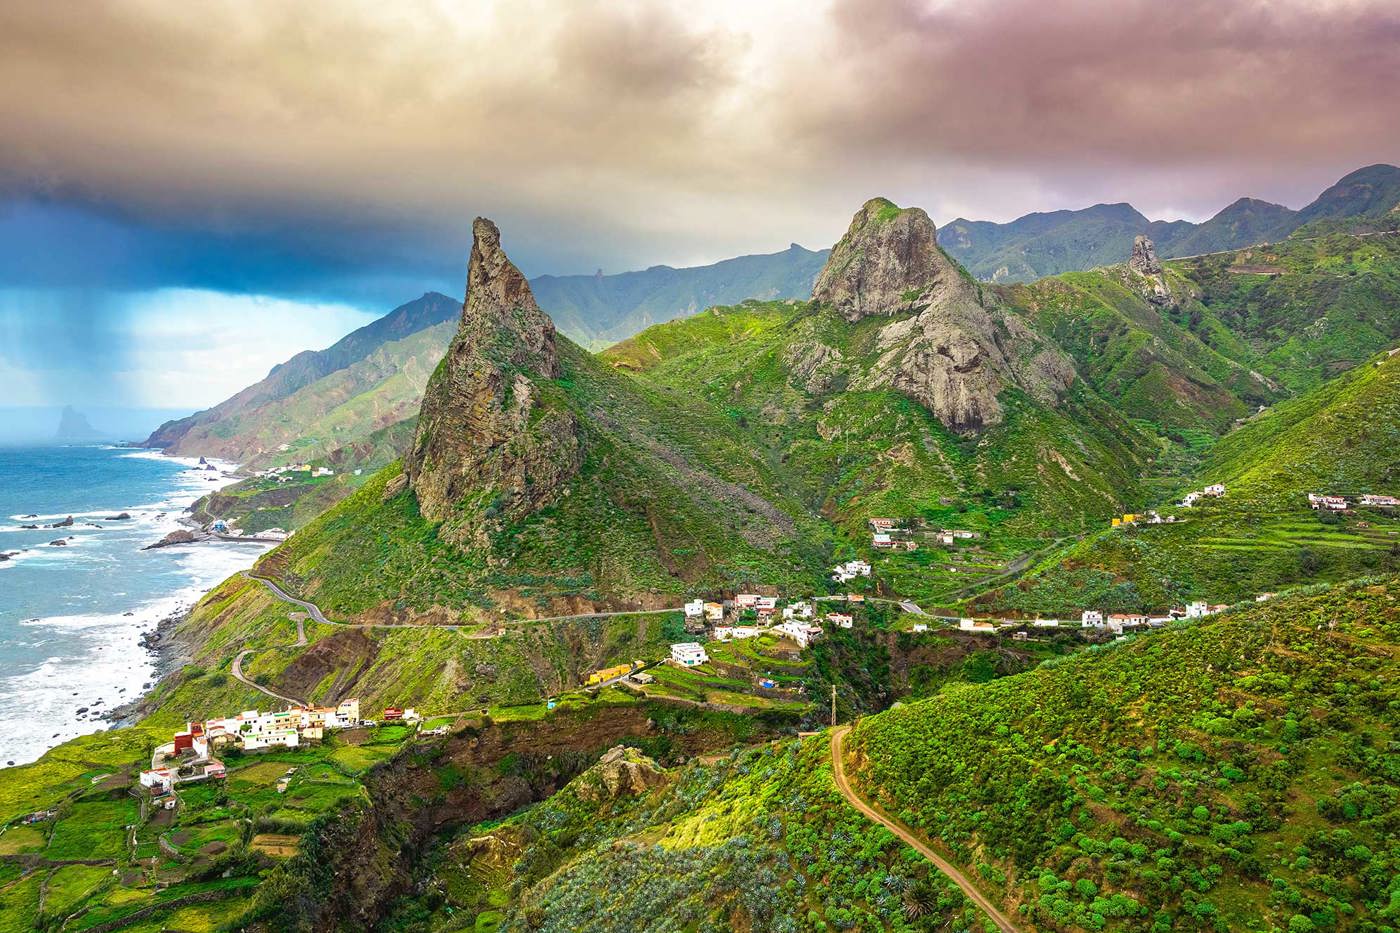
[143,529,200,550]
[20,524,39,529]
[205,464,217,471]
[76,707,88,714]
[198,456,208,465]
[104,513,132,521]
[20,514,36,519]
[49,539,69,547]
[86,523,103,529]
[123,611,134,617]
[51,516,74,528]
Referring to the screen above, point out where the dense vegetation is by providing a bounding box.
[851,579,1400,931]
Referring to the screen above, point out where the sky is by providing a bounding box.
[2,0,1398,419]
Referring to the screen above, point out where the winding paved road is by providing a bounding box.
[830,726,1019,933]
[247,572,680,631]
[231,649,304,707]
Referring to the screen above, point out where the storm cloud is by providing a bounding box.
[1,0,1398,298]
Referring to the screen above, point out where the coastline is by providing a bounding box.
[102,605,197,729]
[0,447,269,766]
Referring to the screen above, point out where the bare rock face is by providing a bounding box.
[1128,234,1162,275]
[813,198,979,322]
[813,199,1075,433]
[575,745,666,802]
[407,218,582,544]
[1127,234,1173,306]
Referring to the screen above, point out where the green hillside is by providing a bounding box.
[978,348,1400,613]
[146,291,458,454]
[849,578,1400,932]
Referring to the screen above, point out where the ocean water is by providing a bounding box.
[0,446,269,765]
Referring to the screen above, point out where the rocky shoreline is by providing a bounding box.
[101,609,197,728]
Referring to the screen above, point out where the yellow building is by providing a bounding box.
[586,663,632,686]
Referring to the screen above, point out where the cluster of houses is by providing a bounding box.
[1180,483,1227,507]
[674,591,853,664]
[869,518,918,552]
[138,699,362,795]
[251,463,337,484]
[1309,492,1400,512]
[208,519,289,541]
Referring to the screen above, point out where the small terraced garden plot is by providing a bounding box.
[46,797,138,860]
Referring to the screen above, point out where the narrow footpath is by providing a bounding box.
[829,725,1020,933]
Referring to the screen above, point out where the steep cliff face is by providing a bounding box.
[408,218,582,544]
[813,198,1075,433]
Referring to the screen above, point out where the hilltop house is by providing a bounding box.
[868,518,897,531]
[1203,484,1226,497]
[775,620,823,648]
[684,599,704,619]
[670,643,709,666]
[1080,610,1104,628]
[826,613,854,629]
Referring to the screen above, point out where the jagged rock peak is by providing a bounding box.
[812,197,977,323]
[461,216,559,378]
[809,198,1075,434]
[406,218,581,541]
[1129,234,1162,275]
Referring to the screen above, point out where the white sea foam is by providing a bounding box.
[0,450,266,766]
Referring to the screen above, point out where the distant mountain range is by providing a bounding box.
[530,243,830,349]
[938,163,1400,282]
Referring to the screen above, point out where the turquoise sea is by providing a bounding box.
[0,447,267,765]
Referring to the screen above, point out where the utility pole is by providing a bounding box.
[830,684,837,727]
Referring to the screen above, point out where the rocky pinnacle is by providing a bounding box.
[407,218,580,542]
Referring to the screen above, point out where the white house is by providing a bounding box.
[872,533,894,548]
[704,602,725,622]
[936,532,955,546]
[827,613,854,629]
[734,594,760,609]
[713,626,760,642]
[1181,491,1201,507]
[1033,618,1062,628]
[1203,483,1226,497]
[783,601,815,620]
[775,621,823,648]
[1184,601,1211,619]
[911,623,928,633]
[959,618,996,633]
[684,599,705,619]
[1080,610,1104,628]
[670,643,709,666]
[755,596,778,612]
[1107,613,1148,633]
[1308,493,1349,511]
[1360,494,1400,508]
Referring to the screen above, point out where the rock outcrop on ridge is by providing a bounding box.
[812,198,1075,433]
[1127,234,1174,306]
[407,218,582,545]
